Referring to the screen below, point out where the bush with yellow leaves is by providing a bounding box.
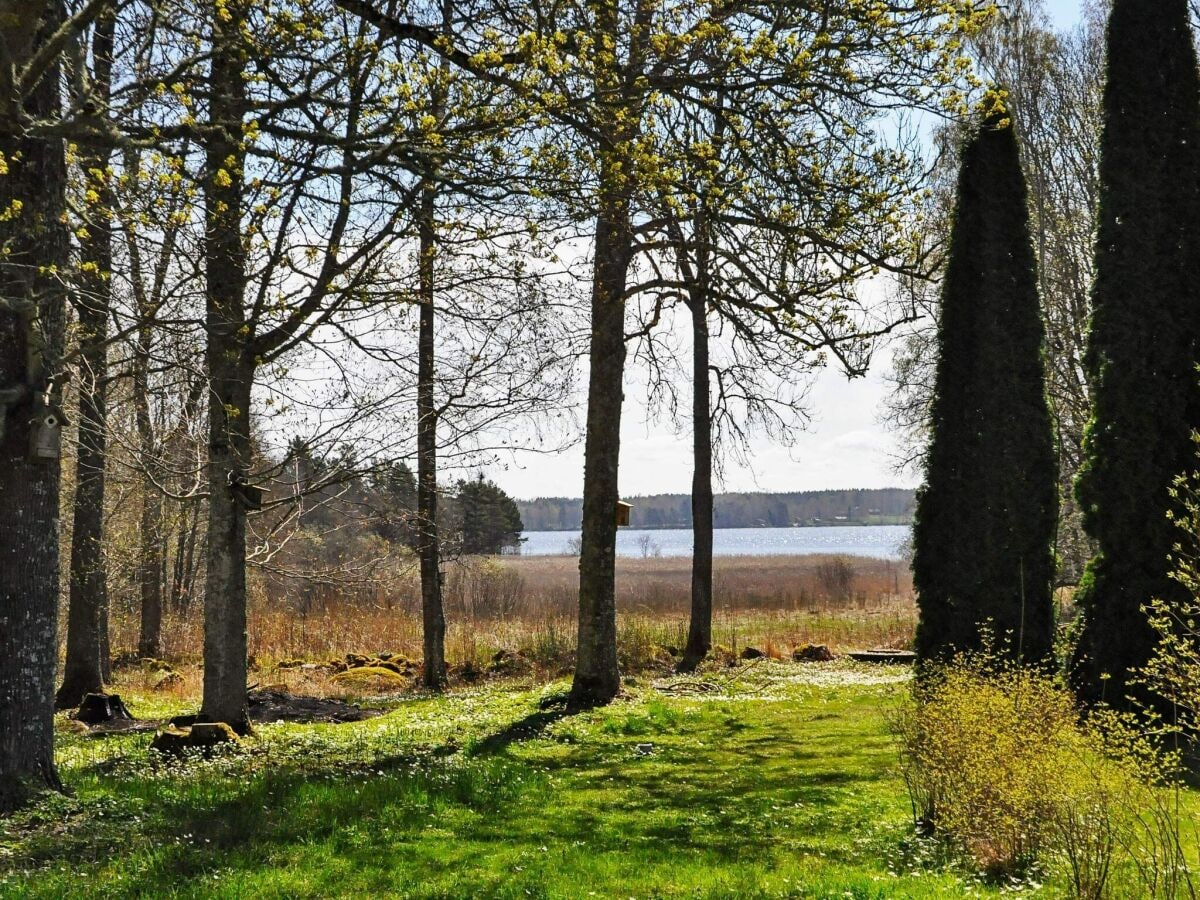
[891,648,1194,898]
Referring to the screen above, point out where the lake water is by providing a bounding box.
[518,525,910,560]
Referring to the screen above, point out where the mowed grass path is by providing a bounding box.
[3,664,1036,898]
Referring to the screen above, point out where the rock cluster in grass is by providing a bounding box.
[329,652,416,676]
[327,655,410,690]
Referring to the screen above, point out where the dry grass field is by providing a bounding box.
[105,552,917,693]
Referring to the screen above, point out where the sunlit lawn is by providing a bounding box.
[1,662,1073,898]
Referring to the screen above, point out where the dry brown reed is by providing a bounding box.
[104,553,915,677]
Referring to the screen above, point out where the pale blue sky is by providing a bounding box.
[1046,0,1083,28]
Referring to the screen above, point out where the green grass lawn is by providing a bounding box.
[1,663,1060,898]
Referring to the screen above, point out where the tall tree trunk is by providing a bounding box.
[137,471,164,656]
[200,3,252,732]
[182,501,202,611]
[57,185,114,703]
[567,0,639,709]
[57,9,116,705]
[681,294,713,672]
[417,177,446,689]
[0,0,68,810]
[201,356,252,730]
[568,201,632,710]
[168,376,205,614]
[171,500,201,612]
[134,353,164,658]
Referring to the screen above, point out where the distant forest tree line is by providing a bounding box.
[518,488,915,532]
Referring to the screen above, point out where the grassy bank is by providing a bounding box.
[2,661,1099,898]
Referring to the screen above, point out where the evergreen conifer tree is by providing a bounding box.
[1071,0,1200,705]
[913,116,1058,663]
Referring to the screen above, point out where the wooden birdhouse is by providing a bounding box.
[616,500,632,527]
[229,472,264,510]
[27,401,68,462]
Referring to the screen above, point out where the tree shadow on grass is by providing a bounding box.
[17,693,908,897]
[468,708,572,756]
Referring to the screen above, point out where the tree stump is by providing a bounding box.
[74,693,134,725]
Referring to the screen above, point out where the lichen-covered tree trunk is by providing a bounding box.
[417,178,446,690]
[199,4,252,732]
[0,0,68,810]
[681,293,713,672]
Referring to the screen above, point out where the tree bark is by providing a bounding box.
[57,187,113,705]
[199,3,252,732]
[568,201,632,710]
[171,499,201,613]
[0,0,68,809]
[417,177,446,689]
[681,293,713,672]
[134,345,164,659]
[201,355,252,731]
[57,9,116,705]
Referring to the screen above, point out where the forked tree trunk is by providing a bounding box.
[568,202,633,710]
[199,4,252,733]
[417,178,446,689]
[0,0,68,810]
[680,293,713,671]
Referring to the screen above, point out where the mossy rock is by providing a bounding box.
[370,659,410,676]
[275,658,306,670]
[150,722,240,756]
[793,644,835,662]
[151,670,182,691]
[331,666,409,689]
[456,661,484,683]
[488,649,533,676]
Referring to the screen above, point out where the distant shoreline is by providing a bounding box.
[522,521,912,533]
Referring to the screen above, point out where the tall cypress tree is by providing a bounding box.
[1071,0,1200,706]
[913,117,1058,664]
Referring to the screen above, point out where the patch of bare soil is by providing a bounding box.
[245,688,383,724]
